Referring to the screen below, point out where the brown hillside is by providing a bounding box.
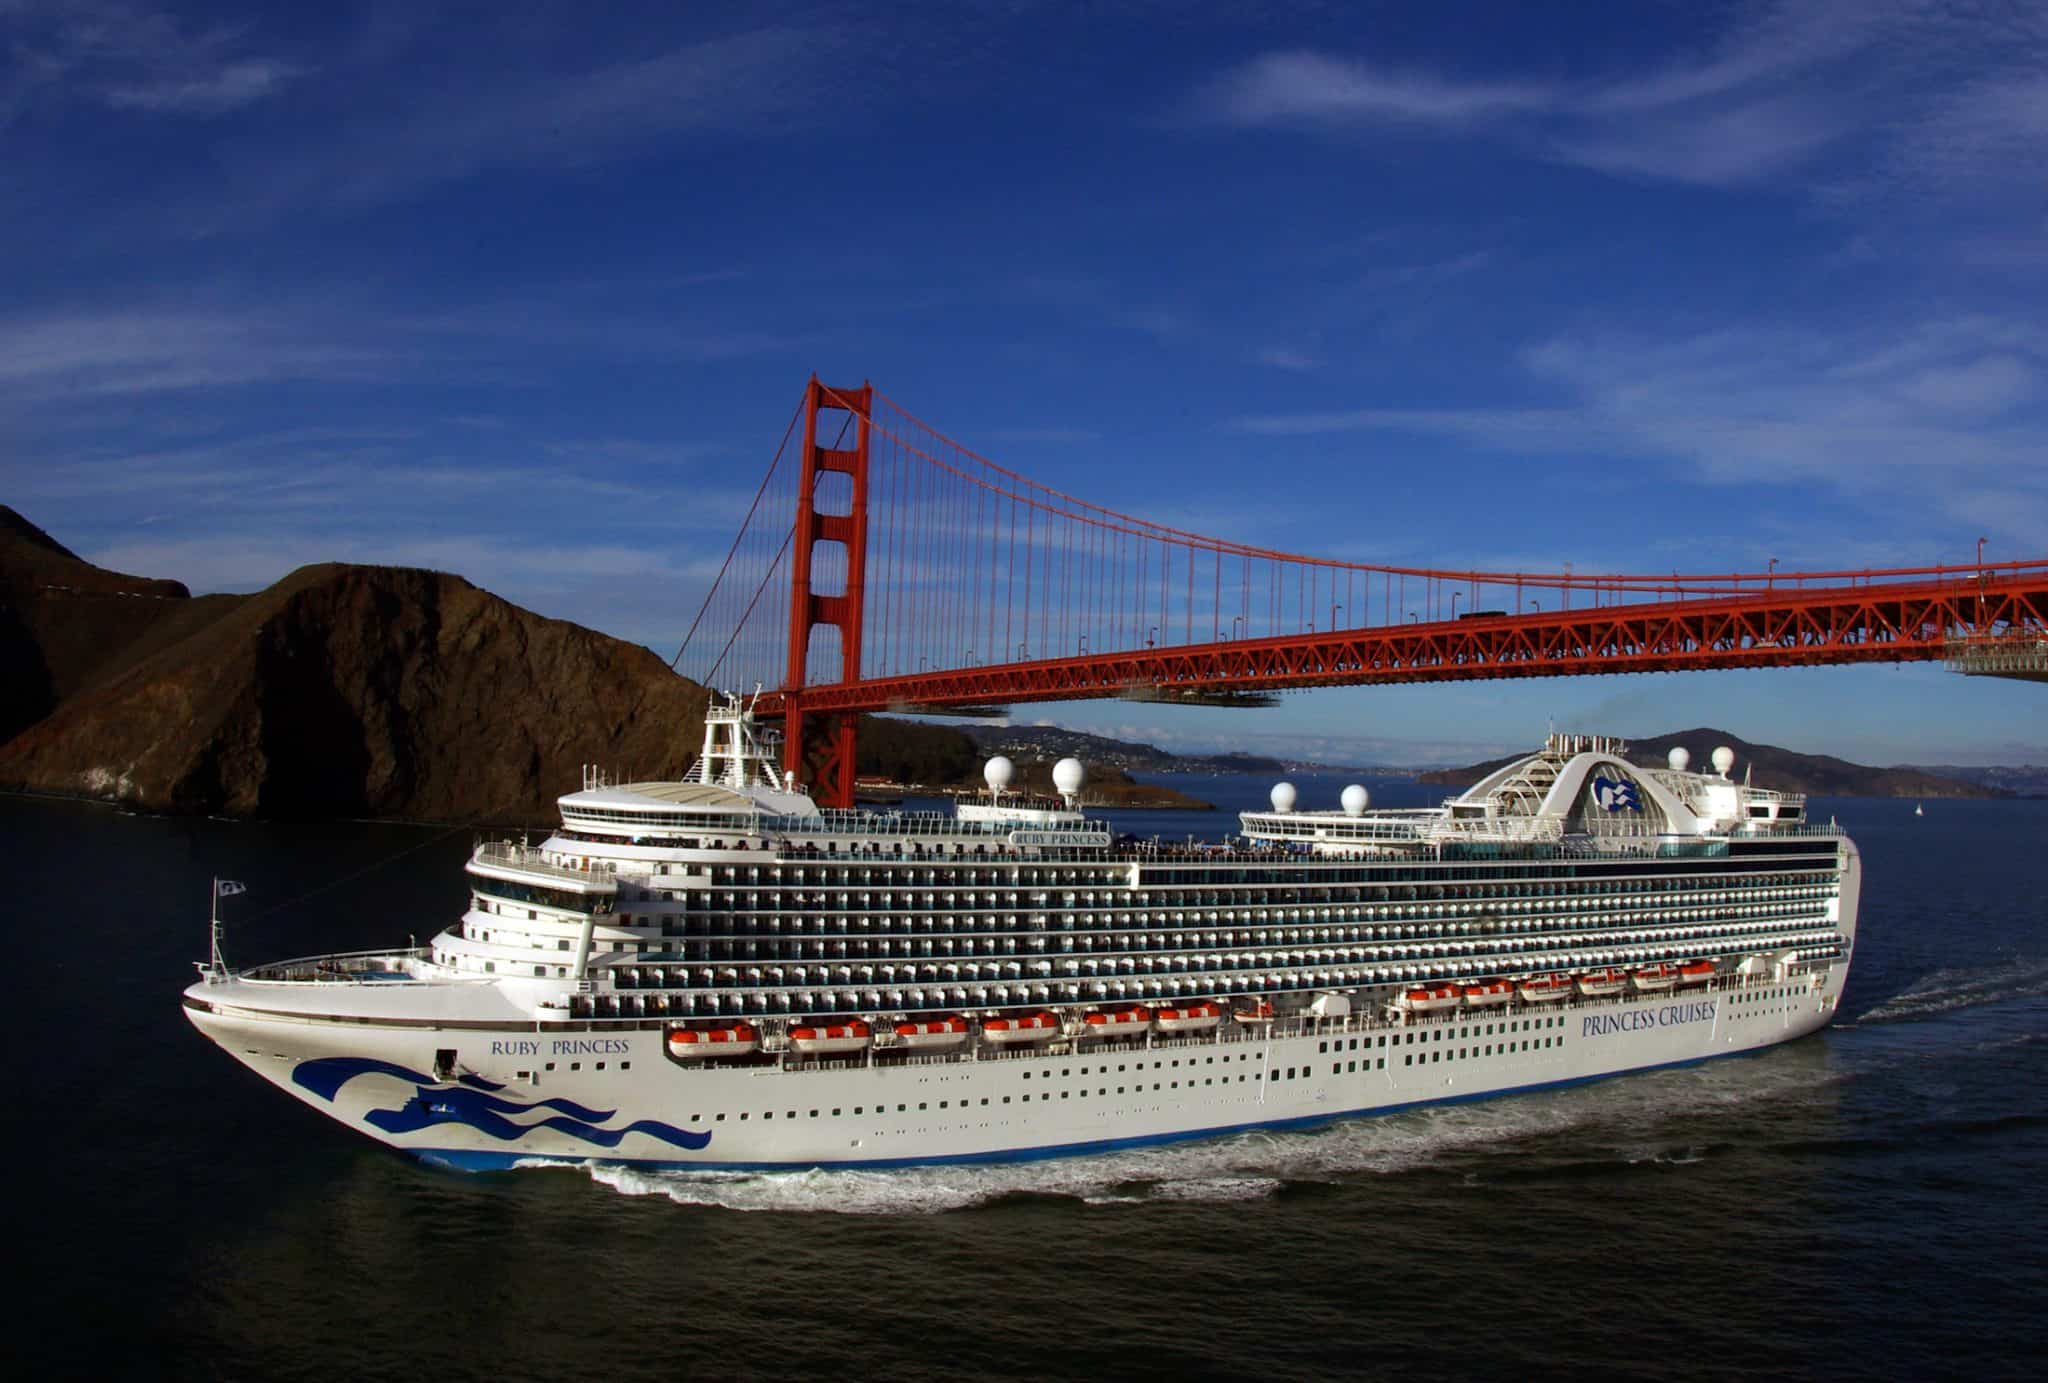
[1,559,710,822]
[0,505,194,739]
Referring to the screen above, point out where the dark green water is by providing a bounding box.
[10,780,2044,1381]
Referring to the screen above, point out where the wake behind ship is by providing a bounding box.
[183,698,1858,1171]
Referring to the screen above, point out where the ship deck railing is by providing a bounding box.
[549,824,1842,870]
[472,841,617,884]
[234,947,433,985]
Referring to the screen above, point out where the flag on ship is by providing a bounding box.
[215,880,248,898]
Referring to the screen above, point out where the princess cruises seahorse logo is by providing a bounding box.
[1591,775,1641,812]
[291,1057,711,1151]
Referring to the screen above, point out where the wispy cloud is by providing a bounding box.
[980,426,1104,445]
[3,0,302,122]
[1228,313,2048,541]
[1256,346,1317,372]
[1190,1,2040,197]
[0,309,386,400]
[1202,51,1550,127]
[181,21,854,225]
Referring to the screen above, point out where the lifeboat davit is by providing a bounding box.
[1154,1001,1224,1035]
[893,1014,969,1050]
[1232,1000,1276,1025]
[1576,968,1628,998]
[1399,983,1461,1014]
[1517,974,1573,1003]
[1676,960,1718,986]
[1462,980,1514,1008]
[980,1009,1060,1045]
[666,1021,760,1059]
[1081,1005,1153,1039]
[1632,964,1680,992]
[788,1018,872,1057]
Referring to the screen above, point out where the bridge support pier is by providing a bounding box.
[782,377,872,808]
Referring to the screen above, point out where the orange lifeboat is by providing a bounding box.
[666,1021,760,1059]
[1399,983,1461,1014]
[1517,974,1573,1003]
[1154,1001,1223,1035]
[1233,1000,1276,1025]
[892,1014,970,1050]
[1461,980,1514,1008]
[1576,968,1628,998]
[788,1018,872,1057]
[1676,960,1718,986]
[980,1009,1061,1045]
[1081,1005,1153,1039]
[1632,964,1680,993]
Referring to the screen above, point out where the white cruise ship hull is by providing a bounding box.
[184,964,1848,1171]
[181,715,1862,1172]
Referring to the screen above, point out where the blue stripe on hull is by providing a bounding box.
[404,1036,1799,1175]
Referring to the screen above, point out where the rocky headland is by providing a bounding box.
[1,507,710,823]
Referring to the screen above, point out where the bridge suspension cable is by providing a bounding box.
[675,381,2048,699]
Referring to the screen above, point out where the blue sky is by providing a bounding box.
[4,0,2045,767]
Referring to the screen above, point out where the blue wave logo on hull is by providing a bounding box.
[291,1057,711,1153]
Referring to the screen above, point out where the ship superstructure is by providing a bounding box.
[184,698,1857,1170]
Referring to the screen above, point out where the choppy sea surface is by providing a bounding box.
[9,775,2044,1381]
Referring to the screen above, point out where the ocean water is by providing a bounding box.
[8,778,2044,1382]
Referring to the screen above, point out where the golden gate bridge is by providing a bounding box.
[676,379,2048,806]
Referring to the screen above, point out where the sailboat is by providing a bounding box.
[1914,803,1924,817]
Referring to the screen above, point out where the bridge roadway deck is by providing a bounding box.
[769,571,2048,715]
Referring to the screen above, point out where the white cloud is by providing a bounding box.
[102,56,299,114]
[1256,346,1317,371]
[0,310,387,399]
[3,0,301,121]
[187,22,851,224]
[1227,314,2048,543]
[1202,51,1551,126]
[1190,1,2046,196]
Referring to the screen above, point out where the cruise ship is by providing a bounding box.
[183,697,1858,1171]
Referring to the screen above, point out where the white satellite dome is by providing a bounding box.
[983,756,1015,793]
[1341,784,1371,817]
[1052,757,1086,797]
[1711,746,1736,777]
[1269,781,1298,813]
[1667,746,1692,772]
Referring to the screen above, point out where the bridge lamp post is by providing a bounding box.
[1147,626,1157,648]
[1407,610,1418,623]
[1232,615,1245,641]
[1767,556,1778,589]
[1450,592,1462,619]
[1976,536,1988,625]
[1077,635,1087,655]
[1018,641,1028,660]
[1331,602,1342,630]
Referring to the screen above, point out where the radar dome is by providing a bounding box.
[983,756,1015,792]
[1711,746,1736,777]
[1269,781,1298,813]
[1052,757,1086,797]
[1667,747,1692,772]
[1341,784,1371,817]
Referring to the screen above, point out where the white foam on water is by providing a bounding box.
[1847,957,2048,1026]
[559,1025,1885,1214]
[566,1077,1700,1214]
